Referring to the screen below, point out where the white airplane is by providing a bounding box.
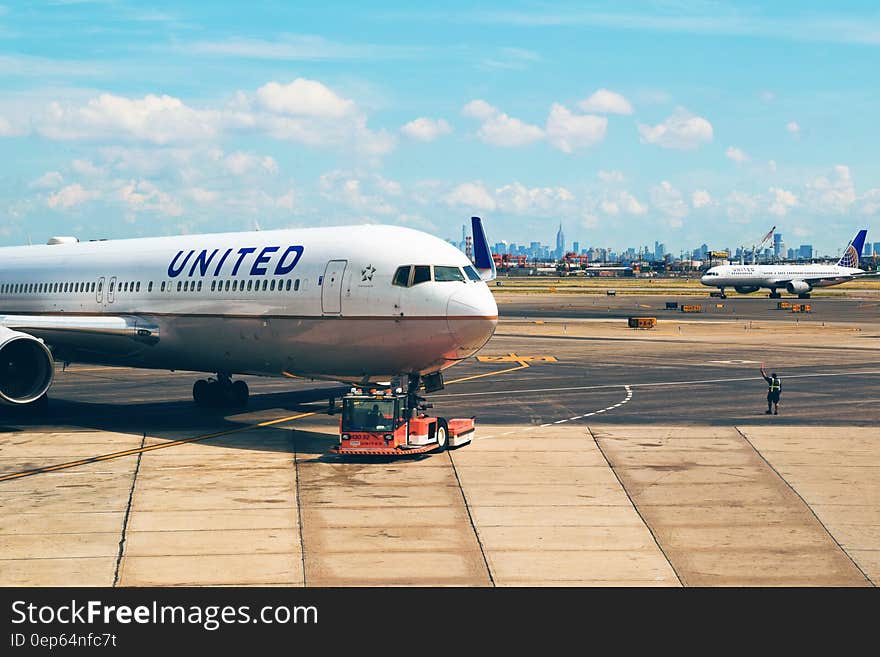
[700,229,869,299]
[0,216,498,409]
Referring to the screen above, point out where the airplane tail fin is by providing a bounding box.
[837,229,867,268]
[470,216,496,282]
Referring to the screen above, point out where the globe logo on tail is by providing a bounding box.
[838,244,859,269]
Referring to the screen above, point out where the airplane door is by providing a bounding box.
[321,260,347,314]
[96,277,105,304]
[108,276,116,305]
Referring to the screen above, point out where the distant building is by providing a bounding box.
[798,244,813,260]
[773,233,784,259]
[572,241,579,255]
[787,247,796,260]
[555,223,565,259]
[873,242,880,257]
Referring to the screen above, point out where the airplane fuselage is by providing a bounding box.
[700,264,863,292]
[0,225,498,384]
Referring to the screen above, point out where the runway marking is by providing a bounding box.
[539,385,633,427]
[476,354,558,363]
[436,369,880,400]
[445,353,532,385]
[0,410,319,483]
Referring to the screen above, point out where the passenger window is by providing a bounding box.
[211,281,216,291]
[270,280,276,291]
[434,266,465,282]
[177,281,181,292]
[412,266,431,285]
[148,282,153,292]
[225,280,230,291]
[286,279,292,291]
[197,281,202,292]
[183,281,188,291]
[161,281,165,292]
[262,280,268,291]
[392,266,412,287]
[232,280,238,291]
[246,280,252,291]
[137,282,141,292]
[294,279,300,291]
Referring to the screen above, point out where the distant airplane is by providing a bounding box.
[700,229,869,299]
[0,217,498,409]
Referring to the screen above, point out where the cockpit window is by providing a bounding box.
[463,265,482,282]
[392,266,411,287]
[412,265,431,285]
[434,266,465,282]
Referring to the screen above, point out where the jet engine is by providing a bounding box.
[786,280,812,294]
[0,327,54,405]
[734,286,760,294]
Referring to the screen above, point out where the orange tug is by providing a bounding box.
[332,387,475,456]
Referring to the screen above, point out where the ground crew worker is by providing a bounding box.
[760,365,781,415]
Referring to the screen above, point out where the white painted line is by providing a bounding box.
[435,370,880,400]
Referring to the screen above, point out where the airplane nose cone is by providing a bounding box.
[700,275,710,285]
[446,283,498,358]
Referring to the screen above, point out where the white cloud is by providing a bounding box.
[38,94,220,144]
[638,107,713,149]
[71,159,105,177]
[0,114,24,137]
[445,182,497,211]
[319,171,398,216]
[117,179,182,216]
[578,88,633,115]
[807,164,856,214]
[598,170,624,183]
[692,189,712,208]
[187,187,218,204]
[30,171,64,189]
[222,151,279,176]
[545,103,607,152]
[255,79,355,118]
[462,100,497,121]
[494,182,574,215]
[786,121,801,136]
[601,200,619,215]
[400,117,453,141]
[725,146,749,163]
[462,99,543,147]
[725,191,760,223]
[767,159,777,172]
[275,189,296,210]
[650,181,688,226]
[617,191,647,215]
[47,183,101,209]
[768,187,798,216]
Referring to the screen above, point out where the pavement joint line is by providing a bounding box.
[588,425,684,587]
[0,410,320,483]
[113,431,145,587]
[734,426,876,587]
[447,450,495,587]
[292,429,307,587]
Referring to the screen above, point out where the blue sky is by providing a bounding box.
[1,1,879,256]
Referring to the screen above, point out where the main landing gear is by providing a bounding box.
[192,373,249,408]
[769,290,782,299]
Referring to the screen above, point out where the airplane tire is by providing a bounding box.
[193,379,209,405]
[434,419,448,453]
[232,380,249,407]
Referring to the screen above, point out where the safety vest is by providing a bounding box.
[768,378,781,392]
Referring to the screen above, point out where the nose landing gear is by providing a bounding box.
[193,373,249,408]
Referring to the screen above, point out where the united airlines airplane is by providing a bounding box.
[0,217,498,409]
[700,229,869,299]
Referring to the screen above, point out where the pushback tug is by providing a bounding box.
[332,376,475,456]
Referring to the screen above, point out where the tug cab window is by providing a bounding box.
[434,266,465,282]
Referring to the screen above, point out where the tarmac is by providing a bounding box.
[1,294,878,586]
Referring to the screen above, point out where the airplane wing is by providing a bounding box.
[471,216,496,282]
[0,314,160,343]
